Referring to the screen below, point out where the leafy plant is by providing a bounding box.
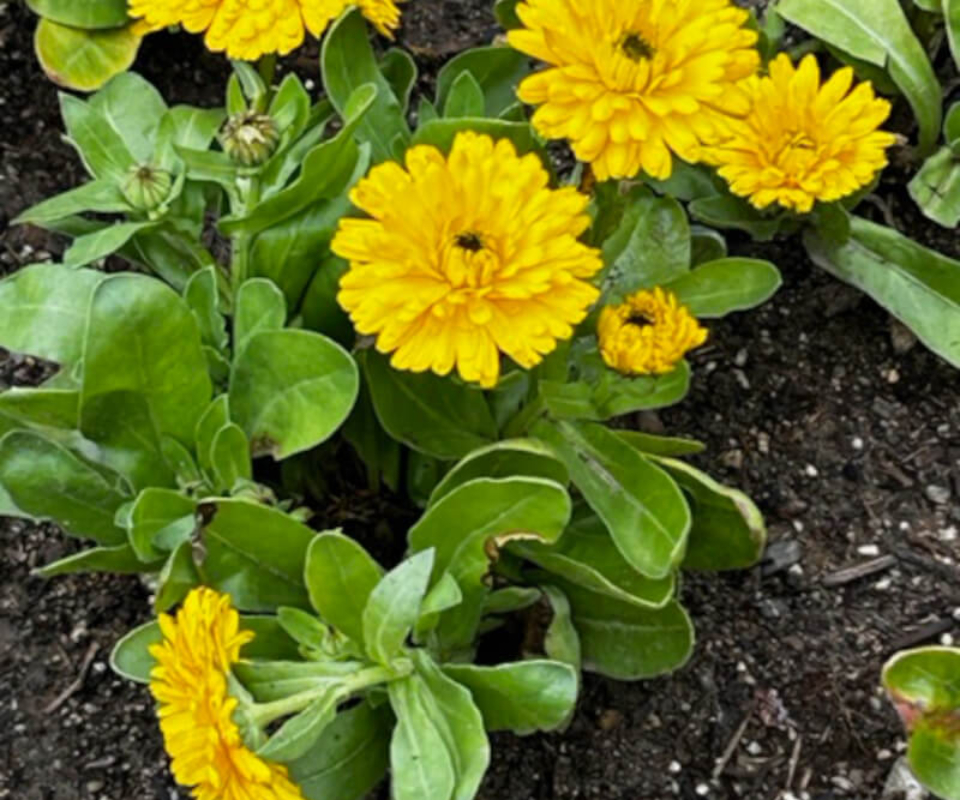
[883,647,960,800]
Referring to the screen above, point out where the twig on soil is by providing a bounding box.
[821,555,897,587]
[713,701,756,780]
[43,641,100,714]
[891,544,960,587]
[785,734,803,792]
[889,618,955,652]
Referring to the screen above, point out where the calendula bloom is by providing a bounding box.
[333,131,603,388]
[149,587,305,800]
[598,288,707,376]
[705,54,897,213]
[507,0,760,181]
[128,0,405,60]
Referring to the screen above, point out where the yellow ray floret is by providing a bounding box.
[149,587,305,800]
[333,131,604,389]
[705,54,897,214]
[128,0,406,60]
[507,0,760,182]
[598,287,707,376]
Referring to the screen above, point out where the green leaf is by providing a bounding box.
[388,675,457,800]
[664,258,781,318]
[483,586,541,615]
[234,279,286,355]
[777,0,941,155]
[277,607,330,652]
[428,439,569,506]
[804,216,960,368]
[342,379,401,492]
[195,395,230,481]
[615,430,706,457]
[126,487,196,562]
[417,573,464,637]
[211,423,252,490]
[653,457,766,571]
[380,48,418,114]
[27,0,130,28]
[321,9,410,162]
[689,195,785,241]
[15,180,130,225]
[259,685,342,763]
[882,647,960,800]
[553,577,694,680]
[0,264,105,367]
[361,350,498,461]
[0,430,127,545]
[229,329,359,459]
[300,255,353,346]
[82,273,212,448]
[155,105,226,172]
[690,226,727,266]
[494,0,522,29]
[601,189,691,301]
[305,531,384,646]
[532,419,690,580]
[0,387,79,431]
[35,19,141,93]
[200,499,315,611]
[442,661,578,734]
[443,71,485,118]
[235,660,362,702]
[411,650,490,800]
[184,267,228,353]
[512,507,675,609]
[363,550,435,665]
[541,584,581,671]
[89,72,167,163]
[64,221,157,267]
[289,703,391,800]
[909,148,960,229]
[154,540,200,611]
[410,118,543,162]
[59,92,135,181]
[37,543,150,577]
[436,47,531,117]
[408,476,571,650]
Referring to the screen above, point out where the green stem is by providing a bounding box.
[503,395,547,439]
[256,54,278,112]
[230,173,262,299]
[246,663,404,729]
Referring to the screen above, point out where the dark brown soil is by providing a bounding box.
[2,2,959,799]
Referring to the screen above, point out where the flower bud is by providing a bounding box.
[122,164,173,211]
[219,111,280,167]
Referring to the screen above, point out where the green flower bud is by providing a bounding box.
[122,164,173,211]
[219,111,280,167]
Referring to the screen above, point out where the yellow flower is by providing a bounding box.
[332,131,603,388]
[598,287,707,376]
[507,0,760,182]
[705,54,897,214]
[128,0,405,60]
[149,588,305,800]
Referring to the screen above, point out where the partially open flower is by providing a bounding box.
[219,111,280,167]
[149,587,305,800]
[122,164,173,211]
[128,0,406,61]
[332,131,603,388]
[704,54,897,214]
[507,0,760,181]
[598,288,708,376]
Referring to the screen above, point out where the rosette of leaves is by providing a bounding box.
[113,541,579,800]
[27,0,144,91]
[882,646,960,800]
[0,264,359,610]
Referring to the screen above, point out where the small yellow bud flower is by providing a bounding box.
[598,288,708,376]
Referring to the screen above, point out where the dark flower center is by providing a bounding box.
[626,313,654,328]
[455,231,485,252]
[621,32,655,62]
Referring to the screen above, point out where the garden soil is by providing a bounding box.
[1,2,958,799]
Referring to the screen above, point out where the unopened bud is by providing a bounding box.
[122,164,173,211]
[219,111,280,167]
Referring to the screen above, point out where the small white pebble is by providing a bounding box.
[857,544,880,557]
[852,437,864,450]
[695,784,710,797]
[804,464,819,477]
[874,578,892,591]
[941,633,955,647]
[668,761,682,774]
[746,741,762,755]
[952,608,960,622]
[877,749,893,761]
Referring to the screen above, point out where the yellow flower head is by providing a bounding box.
[128,0,405,60]
[507,0,760,182]
[705,54,897,214]
[149,587,305,800]
[598,287,707,376]
[332,131,603,388]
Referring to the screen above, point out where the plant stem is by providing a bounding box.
[256,54,278,112]
[230,172,262,299]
